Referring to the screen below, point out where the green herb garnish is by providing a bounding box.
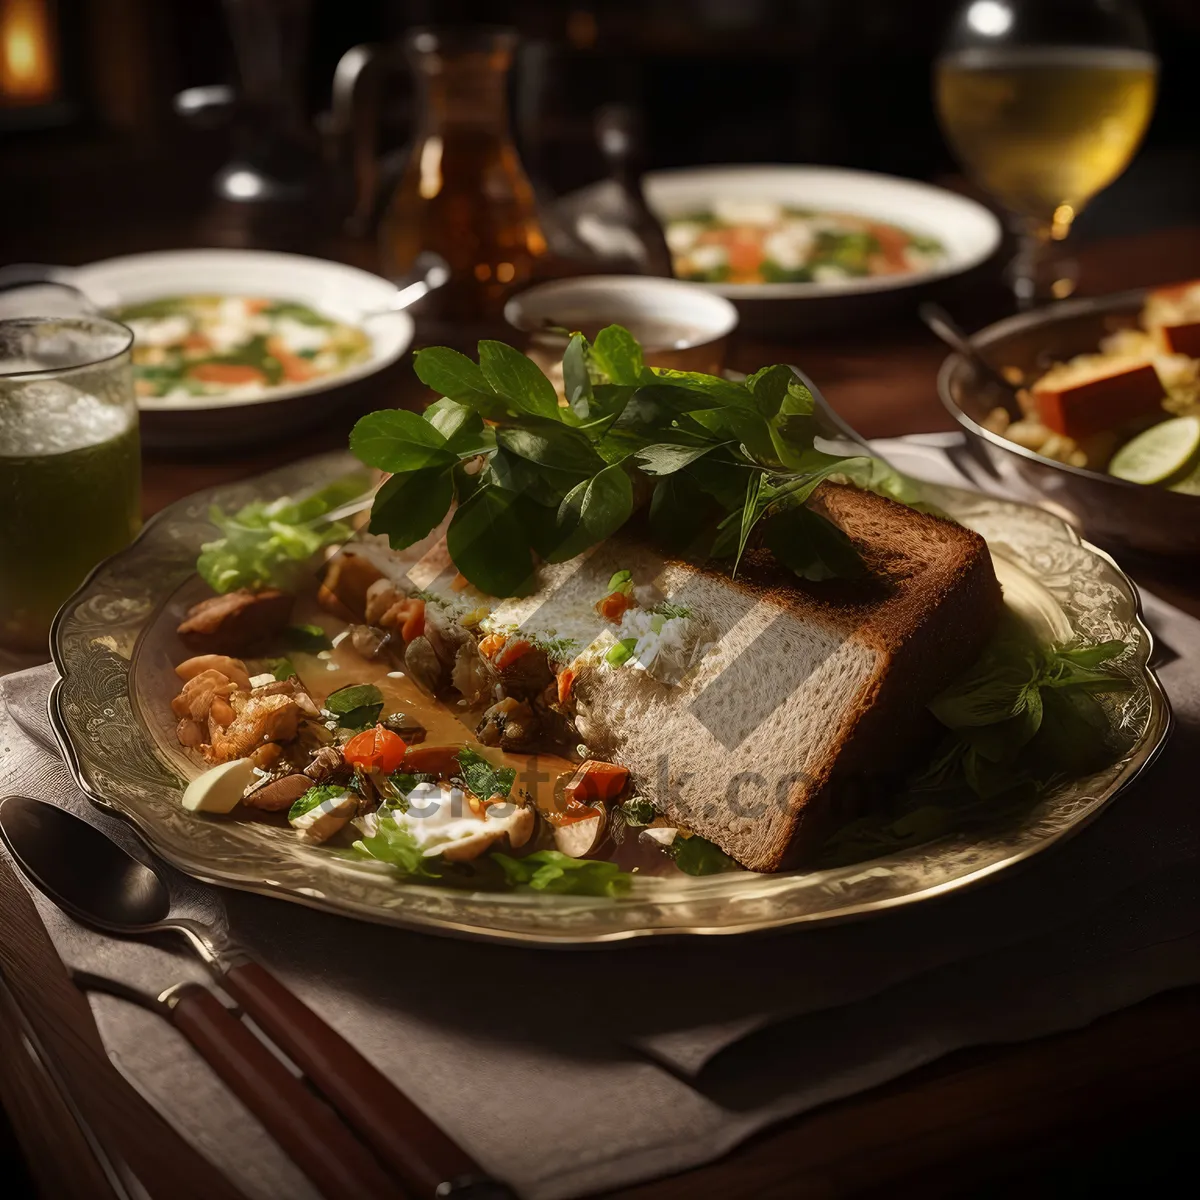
[455,746,516,801]
[607,569,634,596]
[492,851,632,897]
[620,797,657,827]
[671,835,738,876]
[196,472,372,594]
[266,657,297,681]
[351,328,871,597]
[605,638,638,666]
[325,683,384,731]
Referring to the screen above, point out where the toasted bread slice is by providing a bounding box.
[1031,355,1163,440]
[569,483,1002,870]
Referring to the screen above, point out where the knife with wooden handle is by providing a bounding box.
[0,853,249,1200]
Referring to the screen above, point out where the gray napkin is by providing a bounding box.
[1,437,1198,1200]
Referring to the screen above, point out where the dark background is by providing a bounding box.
[1,0,1198,262]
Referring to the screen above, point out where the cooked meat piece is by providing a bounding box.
[496,646,554,698]
[476,696,541,752]
[176,718,206,748]
[423,601,470,669]
[243,773,312,812]
[349,623,397,661]
[304,745,347,783]
[320,550,386,620]
[207,693,302,763]
[177,589,293,654]
[364,579,404,626]
[404,635,446,695]
[451,641,496,706]
[171,669,238,722]
[175,654,252,692]
[255,676,320,712]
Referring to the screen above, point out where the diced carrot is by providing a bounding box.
[401,743,464,778]
[727,234,764,280]
[556,668,576,706]
[494,638,534,669]
[400,597,425,643]
[867,222,910,270]
[267,335,320,383]
[245,297,271,314]
[182,333,212,353]
[563,759,630,806]
[596,591,635,622]
[189,362,267,386]
[478,634,507,659]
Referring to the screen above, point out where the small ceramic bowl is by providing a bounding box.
[503,274,739,374]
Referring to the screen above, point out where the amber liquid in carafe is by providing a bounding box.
[379,34,548,323]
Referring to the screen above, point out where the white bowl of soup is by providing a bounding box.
[59,250,414,450]
[615,165,1003,332]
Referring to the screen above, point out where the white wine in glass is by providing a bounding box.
[935,1,1157,307]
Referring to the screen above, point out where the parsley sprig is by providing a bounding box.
[350,327,873,597]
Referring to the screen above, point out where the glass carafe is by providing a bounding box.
[378,28,548,323]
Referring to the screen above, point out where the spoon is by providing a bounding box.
[919,302,1025,422]
[367,251,451,318]
[0,795,511,1200]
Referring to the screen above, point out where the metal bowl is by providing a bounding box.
[938,288,1200,558]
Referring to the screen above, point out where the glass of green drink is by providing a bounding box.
[0,317,141,655]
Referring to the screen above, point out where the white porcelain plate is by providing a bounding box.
[25,249,415,450]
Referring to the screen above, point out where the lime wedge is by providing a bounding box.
[1169,463,1200,495]
[1108,416,1200,486]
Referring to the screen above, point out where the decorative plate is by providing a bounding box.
[50,452,1170,945]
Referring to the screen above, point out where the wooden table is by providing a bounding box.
[3,212,1200,1198]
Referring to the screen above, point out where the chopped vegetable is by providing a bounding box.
[493,638,534,669]
[282,623,333,651]
[288,783,350,823]
[563,760,630,806]
[325,683,384,731]
[343,726,408,773]
[492,851,632,897]
[556,668,576,705]
[597,591,636,622]
[605,638,638,666]
[671,835,738,876]
[196,473,371,594]
[620,797,657,827]
[352,817,439,877]
[478,633,507,659]
[607,569,634,596]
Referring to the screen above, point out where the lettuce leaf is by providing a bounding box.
[352,816,439,878]
[492,851,632,897]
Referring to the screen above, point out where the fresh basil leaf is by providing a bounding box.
[352,816,440,877]
[633,441,723,476]
[477,340,561,420]
[289,784,349,822]
[743,363,796,418]
[957,685,1043,761]
[929,644,1039,728]
[387,771,438,806]
[547,462,635,563]
[1030,686,1116,776]
[649,369,754,409]
[731,473,765,576]
[589,325,648,386]
[349,409,455,473]
[455,746,516,801]
[447,484,536,597]
[562,333,593,420]
[648,474,718,555]
[764,505,864,581]
[424,396,492,456]
[338,704,384,731]
[368,467,454,550]
[326,684,384,716]
[492,851,632,897]
[413,346,503,415]
[496,423,606,475]
[672,835,738,876]
[282,623,332,651]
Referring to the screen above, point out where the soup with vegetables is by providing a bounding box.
[113,295,371,401]
[666,202,945,285]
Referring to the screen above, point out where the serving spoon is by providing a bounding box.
[0,795,514,1200]
[919,302,1025,422]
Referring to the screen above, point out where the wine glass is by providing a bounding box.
[935,0,1157,308]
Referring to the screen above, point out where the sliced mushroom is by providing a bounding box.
[451,641,495,706]
[349,623,396,661]
[439,805,536,862]
[404,635,446,695]
[290,791,358,844]
[304,745,346,783]
[476,696,540,752]
[243,773,311,812]
[552,805,608,859]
